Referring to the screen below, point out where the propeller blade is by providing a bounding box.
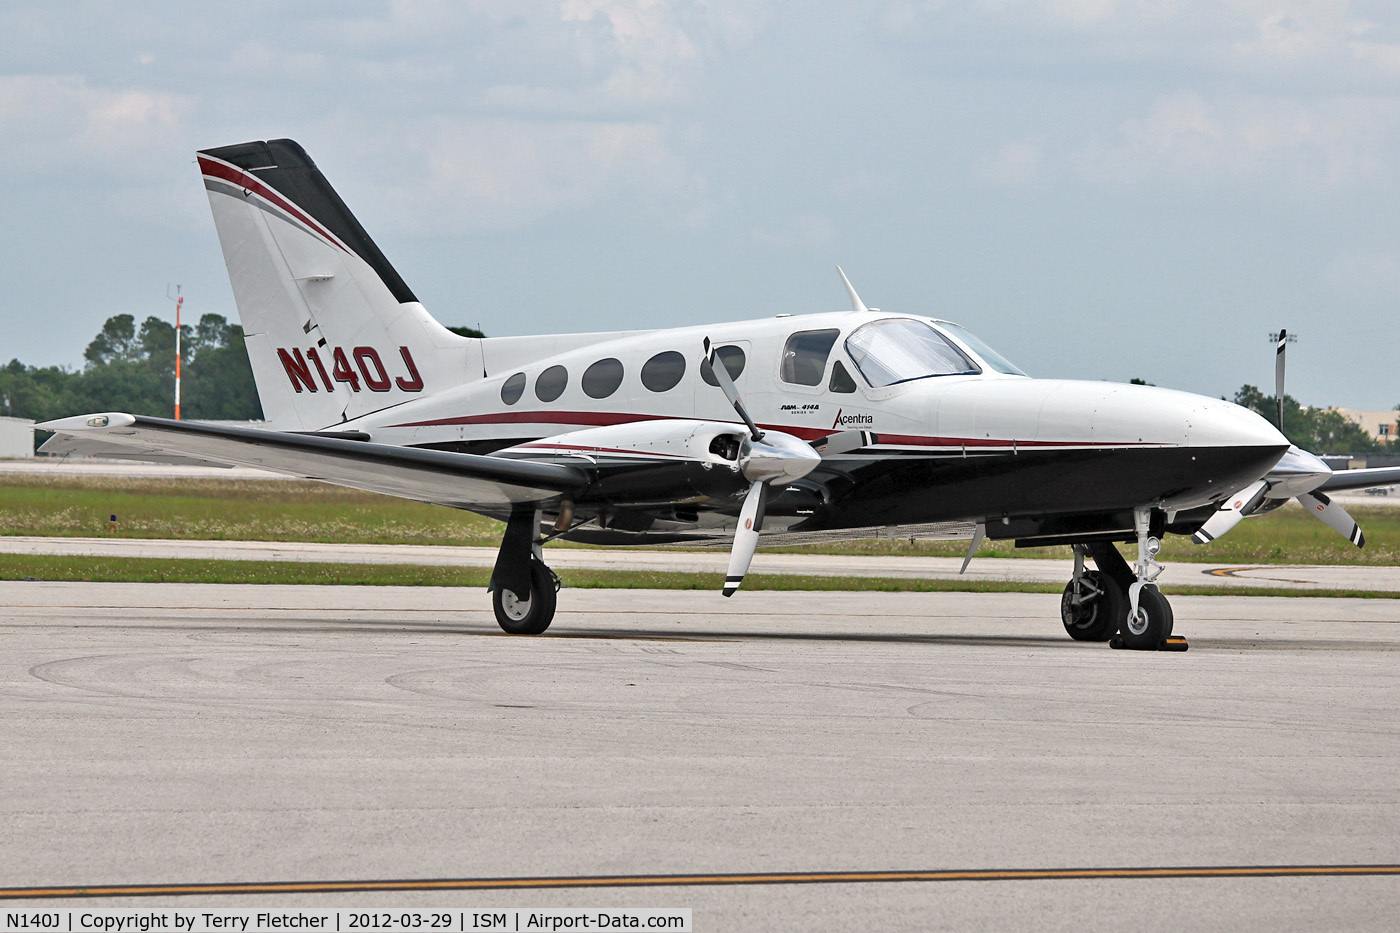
[1275,328,1287,431]
[810,429,877,457]
[1297,491,1365,548]
[723,481,768,596]
[704,338,762,441]
[1192,479,1269,544]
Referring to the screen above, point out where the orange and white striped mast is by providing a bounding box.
[168,284,183,419]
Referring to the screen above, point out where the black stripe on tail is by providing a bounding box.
[198,139,417,305]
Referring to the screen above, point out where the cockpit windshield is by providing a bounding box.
[935,321,1027,376]
[845,319,980,387]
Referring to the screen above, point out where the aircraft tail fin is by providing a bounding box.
[197,139,481,430]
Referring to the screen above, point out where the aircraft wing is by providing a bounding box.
[37,414,590,509]
[1318,466,1400,493]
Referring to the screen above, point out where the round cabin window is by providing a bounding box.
[641,351,686,393]
[501,372,526,405]
[535,365,568,402]
[581,358,625,399]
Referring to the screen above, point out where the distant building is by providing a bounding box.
[1328,407,1399,445]
[0,416,35,458]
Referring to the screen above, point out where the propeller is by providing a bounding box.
[810,429,877,456]
[1194,329,1365,549]
[704,339,823,595]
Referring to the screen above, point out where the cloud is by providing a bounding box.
[979,90,1399,193]
[1326,249,1400,303]
[1231,0,1365,63]
[355,117,703,234]
[0,75,190,176]
[750,213,837,251]
[978,139,1044,187]
[1072,91,1395,190]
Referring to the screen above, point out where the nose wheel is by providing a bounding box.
[1117,583,1173,649]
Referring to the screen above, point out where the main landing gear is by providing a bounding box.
[1060,509,1187,652]
[489,508,560,635]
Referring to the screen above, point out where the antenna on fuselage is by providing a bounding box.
[837,267,869,314]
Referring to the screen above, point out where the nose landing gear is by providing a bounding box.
[1063,512,1188,651]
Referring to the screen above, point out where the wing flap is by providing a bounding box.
[38,414,589,509]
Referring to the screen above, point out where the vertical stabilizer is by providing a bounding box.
[197,139,481,430]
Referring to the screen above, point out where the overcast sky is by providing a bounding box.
[2,1,1398,408]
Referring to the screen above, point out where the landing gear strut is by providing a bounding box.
[490,508,560,635]
[1117,506,1174,650]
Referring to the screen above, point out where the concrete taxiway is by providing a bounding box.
[2,582,1399,928]
[4,534,1400,592]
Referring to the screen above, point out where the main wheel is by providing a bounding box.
[1061,570,1123,642]
[492,561,558,635]
[1119,584,1174,650]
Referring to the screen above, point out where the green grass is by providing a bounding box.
[3,473,1399,566]
[0,554,1394,599]
[761,504,1400,566]
[0,474,503,545]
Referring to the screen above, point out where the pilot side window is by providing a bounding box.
[781,329,839,386]
[829,360,857,394]
[641,351,686,392]
[535,365,568,402]
[582,358,624,399]
[501,372,526,405]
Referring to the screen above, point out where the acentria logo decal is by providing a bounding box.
[832,409,874,429]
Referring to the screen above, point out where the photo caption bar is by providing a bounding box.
[0,911,692,933]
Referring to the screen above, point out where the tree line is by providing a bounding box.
[1231,385,1393,456]
[3,313,262,423]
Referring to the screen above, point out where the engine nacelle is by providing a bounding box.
[498,419,750,468]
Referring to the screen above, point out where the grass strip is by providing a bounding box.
[0,554,1395,599]
[5,474,1400,566]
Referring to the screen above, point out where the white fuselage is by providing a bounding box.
[346,310,1285,512]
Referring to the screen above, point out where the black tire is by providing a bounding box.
[492,561,558,635]
[1119,584,1174,650]
[1061,570,1123,642]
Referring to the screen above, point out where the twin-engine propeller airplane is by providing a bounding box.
[40,139,1400,647]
